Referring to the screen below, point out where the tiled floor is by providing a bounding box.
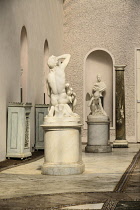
[0,144,140,209]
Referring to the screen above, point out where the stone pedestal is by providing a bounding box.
[41,116,85,175]
[113,65,128,148]
[7,102,32,159]
[85,115,112,153]
[35,104,49,150]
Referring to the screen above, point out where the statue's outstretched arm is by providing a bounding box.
[57,54,71,70]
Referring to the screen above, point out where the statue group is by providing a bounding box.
[46,54,107,118]
[41,53,111,176]
[46,54,77,117]
[42,54,85,175]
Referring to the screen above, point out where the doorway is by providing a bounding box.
[136,49,140,142]
[43,39,49,104]
[20,26,28,103]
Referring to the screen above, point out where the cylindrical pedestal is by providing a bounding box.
[85,116,112,153]
[41,117,85,175]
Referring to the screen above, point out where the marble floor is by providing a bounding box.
[0,144,140,209]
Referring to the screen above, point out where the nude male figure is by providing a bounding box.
[47,54,72,116]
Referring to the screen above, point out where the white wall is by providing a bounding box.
[0,0,64,161]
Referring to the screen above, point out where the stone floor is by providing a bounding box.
[0,144,140,209]
[0,150,44,172]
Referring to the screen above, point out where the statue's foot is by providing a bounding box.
[72,112,79,117]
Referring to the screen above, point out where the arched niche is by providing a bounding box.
[84,49,115,128]
[20,26,28,103]
[43,39,49,104]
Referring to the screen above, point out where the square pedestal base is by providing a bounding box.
[41,162,85,176]
[35,147,44,151]
[113,140,128,148]
[85,145,112,153]
[6,152,32,159]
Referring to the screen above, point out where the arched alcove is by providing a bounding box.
[43,39,49,104]
[20,26,28,103]
[84,49,115,128]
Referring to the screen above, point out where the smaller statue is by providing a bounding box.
[88,74,107,116]
[65,83,77,111]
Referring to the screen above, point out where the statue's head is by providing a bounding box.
[48,55,58,69]
[97,74,101,82]
[65,83,70,88]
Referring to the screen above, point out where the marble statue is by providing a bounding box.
[86,74,111,153]
[88,74,107,116]
[42,54,84,175]
[46,54,77,117]
[65,83,77,111]
[92,74,106,96]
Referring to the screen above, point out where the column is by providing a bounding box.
[113,65,128,148]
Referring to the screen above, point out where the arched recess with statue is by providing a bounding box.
[83,48,115,130]
[20,26,28,103]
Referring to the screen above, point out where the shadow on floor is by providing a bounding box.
[0,150,44,172]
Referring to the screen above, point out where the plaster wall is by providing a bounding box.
[0,0,64,161]
[63,0,140,142]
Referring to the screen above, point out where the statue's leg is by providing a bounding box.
[48,106,55,117]
[99,98,107,115]
[48,94,58,116]
[64,104,73,116]
[91,102,96,114]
